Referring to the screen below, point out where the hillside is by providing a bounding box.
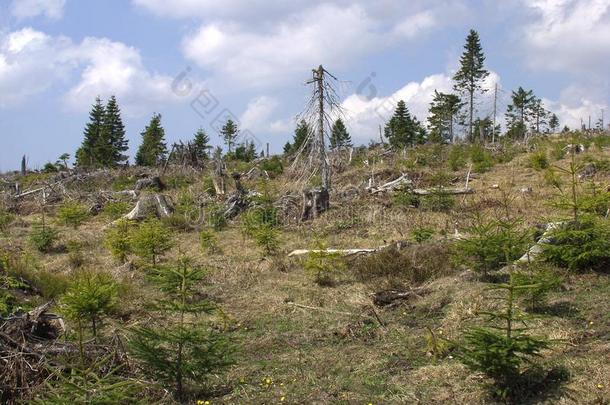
[1,133,610,404]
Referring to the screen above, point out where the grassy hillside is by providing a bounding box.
[1,132,610,404]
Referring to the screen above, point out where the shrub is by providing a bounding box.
[352,242,453,284]
[130,219,173,265]
[0,209,14,234]
[411,226,434,243]
[393,190,420,208]
[259,156,284,177]
[66,240,85,269]
[102,201,130,220]
[199,228,219,254]
[448,145,468,171]
[470,144,494,172]
[528,150,549,170]
[421,190,455,212]
[549,141,568,161]
[2,250,68,298]
[61,271,118,343]
[303,241,346,286]
[541,216,610,272]
[129,256,232,401]
[104,219,133,263]
[56,201,89,229]
[453,219,531,278]
[111,175,136,191]
[457,276,551,400]
[29,223,59,253]
[253,224,281,256]
[205,204,227,231]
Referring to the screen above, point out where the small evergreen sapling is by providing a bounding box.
[130,218,173,265]
[303,240,347,286]
[104,219,133,263]
[56,201,89,229]
[457,275,551,399]
[129,256,232,401]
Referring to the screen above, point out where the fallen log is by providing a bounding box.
[514,221,564,264]
[288,240,410,257]
[411,187,474,196]
[372,288,428,307]
[367,174,412,194]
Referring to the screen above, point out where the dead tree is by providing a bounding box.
[291,65,344,221]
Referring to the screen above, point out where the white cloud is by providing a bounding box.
[11,0,66,20]
[522,0,610,76]
[0,28,197,115]
[544,84,608,129]
[182,3,382,87]
[240,96,279,132]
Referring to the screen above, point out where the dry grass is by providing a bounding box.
[1,136,609,403]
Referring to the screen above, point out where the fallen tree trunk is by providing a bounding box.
[288,240,410,257]
[411,187,474,196]
[372,288,428,307]
[514,221,564,264]
[367,174,412,194]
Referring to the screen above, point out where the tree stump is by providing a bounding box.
[301,187,329,221]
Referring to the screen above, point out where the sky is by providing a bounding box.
[0,0,608,170]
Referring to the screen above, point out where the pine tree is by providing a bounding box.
[506,87,535,140]
[453,29,489,142]
[220,119,238,153]
[289,119,310,154]
[135,113,167,166]
[75,97,106,168]
[427,91,463,143]
[192,128,211,162]
[531,98,548,134]
[384,100,418,148]
[329,118,352,149]
[129,256,232,401]
[103,96,128,166]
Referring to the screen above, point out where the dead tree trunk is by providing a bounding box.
[300,187,329,221]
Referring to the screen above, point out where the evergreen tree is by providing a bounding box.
[384,100,418,148]
[531,98,548,134]
[192,128,211,162]
[220,119,238,153]
[103,95,128,166]
[506,87,535,140]
[473,117,500,143]
[329,118,352,149]
[453,29,489,142]
[135,113,167,166]
[549,114,560,133]
[75,97,106,168]
[427,91,463,143]
[286,119,310,154]
[129,256,232,401]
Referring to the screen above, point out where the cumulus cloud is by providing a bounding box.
[522,0,610,77]
[0,27,197,115]
[11,0,66,20]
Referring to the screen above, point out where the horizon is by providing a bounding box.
[1,0,608,171]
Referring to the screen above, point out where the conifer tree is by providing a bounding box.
[506,87,536,140]
[220,119,238,153]
[75,97,106,168]
[384,100,418,148]
[103,96,128,166]
[286,119,311,154]
[129,256,232,401]
[192,128,211,162]
[135,113,167,166]
[453,29,489,142]
[427,91,463,143]
[549,113,560,133]
[329,118,352,149]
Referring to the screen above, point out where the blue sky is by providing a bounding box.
[0,0,608,170]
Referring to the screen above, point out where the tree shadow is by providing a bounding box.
[501,365,571,404]
[529,300,581,318]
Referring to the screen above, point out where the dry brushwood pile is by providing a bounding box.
[1,132,610,404]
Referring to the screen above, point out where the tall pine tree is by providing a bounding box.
[453,29,489,142]
[427,91,463,143]
[135,113,167,166]
[103,96,128,166]
[220,119,238,153]
[329,118,352,149]
[75,97,106,168]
